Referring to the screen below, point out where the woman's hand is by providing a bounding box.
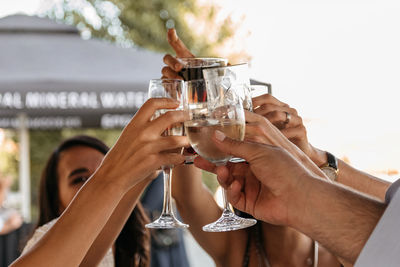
[98,98,190,190]
[252,94,326,166]
[162,29,194,79]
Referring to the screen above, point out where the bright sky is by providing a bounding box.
[2,0,400,181]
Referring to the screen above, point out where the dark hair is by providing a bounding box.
[38,135,150,267]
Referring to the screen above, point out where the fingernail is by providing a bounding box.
[214,130,226,141]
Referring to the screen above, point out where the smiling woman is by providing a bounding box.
[25,135,151,267]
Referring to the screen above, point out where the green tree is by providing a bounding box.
[42,0,249,62]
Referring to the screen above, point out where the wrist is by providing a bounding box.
[309,146,328,167]
[91,165,131,196]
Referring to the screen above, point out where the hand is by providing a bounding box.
[194,132,314,226]
[162,29,194,79]
[252,94,326,166]
[0,212,23,234]
[97,98,189,190]
[245,110,327,179]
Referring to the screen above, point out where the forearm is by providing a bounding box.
[11,171,127,267]
[80,179,149,267]
[290,174,386,264]
[336,159,390,201]
[172,165,221,225]
[172,165,237,263]
[310,147,390,200]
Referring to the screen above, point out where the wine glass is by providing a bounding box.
[178,57,228,164]
[145,79,189,229]
[178,57,228,81]
[183,78,257,232]
[203,63,252,163]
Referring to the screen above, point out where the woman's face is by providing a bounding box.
[57,146,105,213]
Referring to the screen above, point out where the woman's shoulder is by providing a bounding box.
[22,218,58,254]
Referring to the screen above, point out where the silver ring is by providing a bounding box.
[284,112,291,125]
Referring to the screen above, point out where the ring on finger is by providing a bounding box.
[284,112,291,125]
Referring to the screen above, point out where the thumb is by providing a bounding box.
[167,28,195,58]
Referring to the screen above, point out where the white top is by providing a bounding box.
[355,179,400,266]
[22,218,115,267]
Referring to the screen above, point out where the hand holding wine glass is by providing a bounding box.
[183,77,256,232]
[145,79,189,229]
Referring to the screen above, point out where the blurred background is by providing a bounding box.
[1,0,400,266]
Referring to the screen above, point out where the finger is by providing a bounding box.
[245,110,268,124]
[252,94,289,109]
[163,54,183,72]
[142,153,186,172]
[194,156,217,173]
[161,66,183,79]
[281,124,307,141]
[132,98,180,126]
[167,28,195,58]
[254,104,298,117]
[215,165,233,188]
[263,111,302,128]
[148,110,189,135]
[151,136,190,154]
[158,153,186,167]
[212,130,272,162]
[225,180,245,209]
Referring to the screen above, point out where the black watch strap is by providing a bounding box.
[326,151,338,170]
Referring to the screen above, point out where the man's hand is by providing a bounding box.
[194,131,315,226]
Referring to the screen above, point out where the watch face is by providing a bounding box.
[321,167,338,182]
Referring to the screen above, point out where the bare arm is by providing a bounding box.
[195,133,387,264]
[308,147,391,200]
[11,98,189,267]
[293,174,386,263]
[12,169,128,267]
[172,165,247,266]
[80,178,150,267]
[252,94,391,200]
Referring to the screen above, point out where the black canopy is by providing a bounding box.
[0,15,163,129]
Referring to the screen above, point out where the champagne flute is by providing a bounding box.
[183,78,257,232]
[145,79,189,229]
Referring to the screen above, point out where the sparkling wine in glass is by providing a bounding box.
[183,79,257,232]
[178,57,228,164]
[145,79,189,229]
[203,63,252,163]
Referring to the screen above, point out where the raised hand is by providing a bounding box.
[99,98,190,189]
[162,29,195,79]
[252,94,326,166]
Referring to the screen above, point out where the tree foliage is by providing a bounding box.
[42,0,250,62]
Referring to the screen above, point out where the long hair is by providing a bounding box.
[38,135,150,267]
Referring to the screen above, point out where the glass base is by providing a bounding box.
[145,214,189,229]
[202,210,257,232]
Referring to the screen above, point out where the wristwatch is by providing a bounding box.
[320,151,338,182]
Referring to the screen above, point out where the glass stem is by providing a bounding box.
[222,188,232,213]
[161,167,173,216]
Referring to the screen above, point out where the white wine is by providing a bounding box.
[185,119,245,165]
